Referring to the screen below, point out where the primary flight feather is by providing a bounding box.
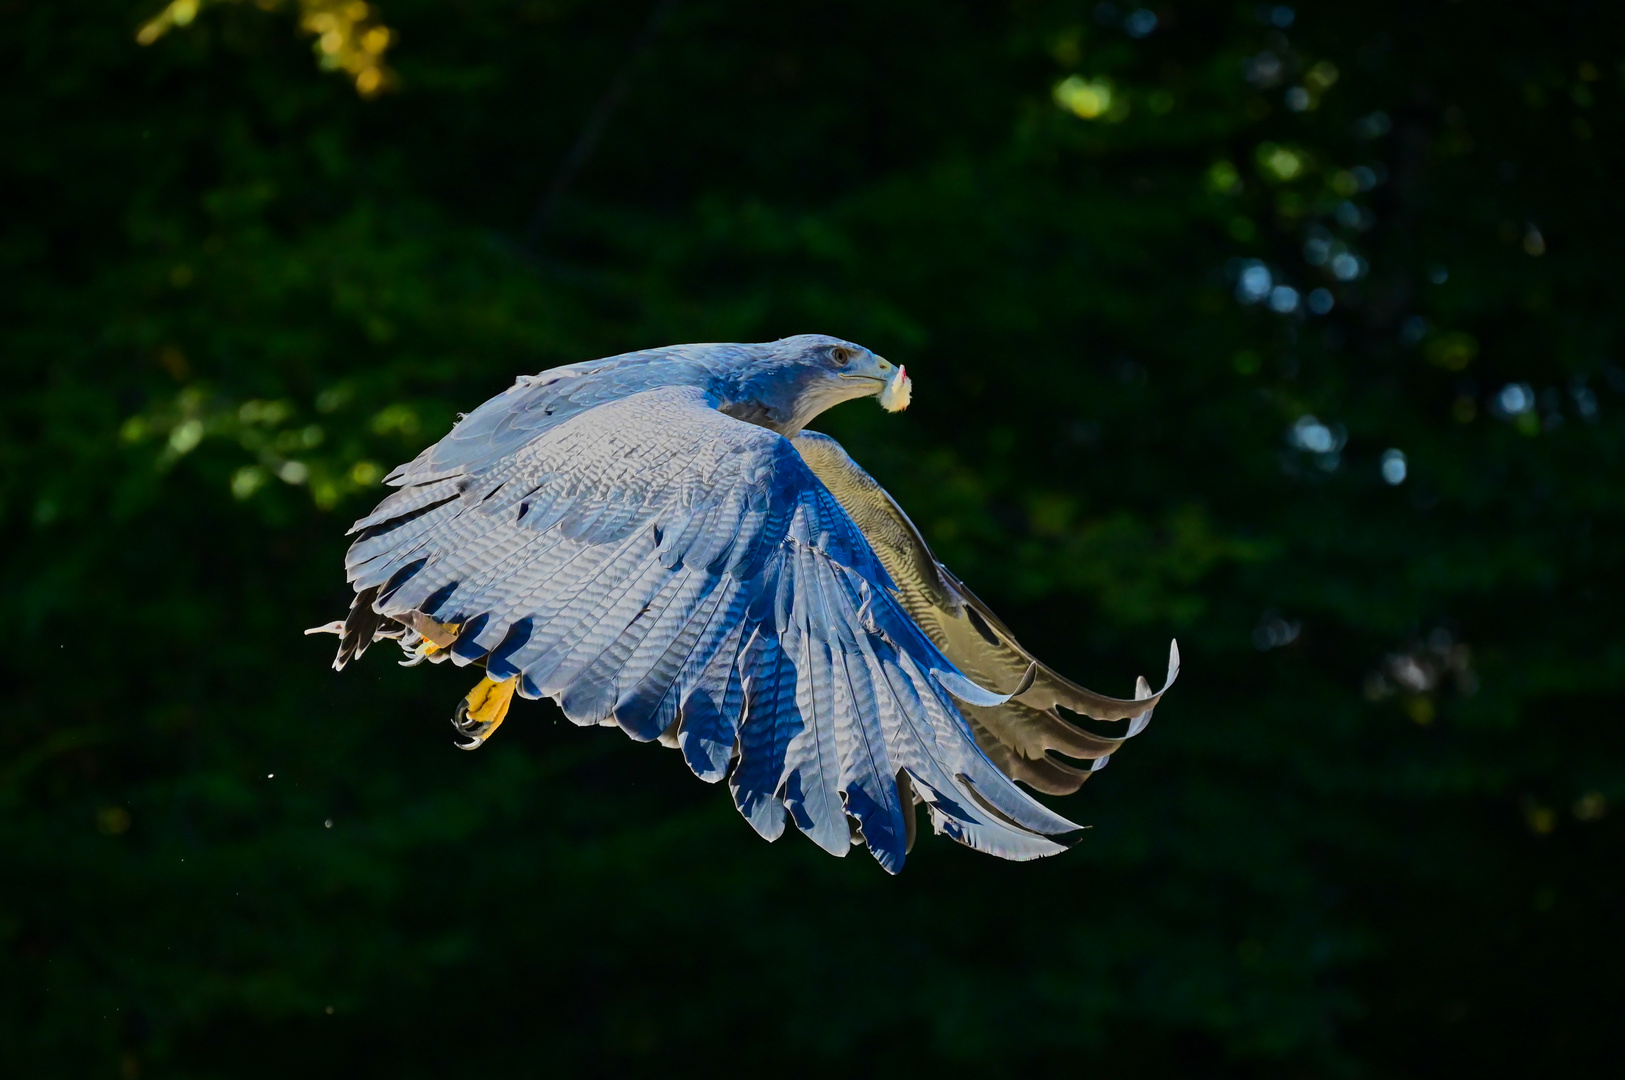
[311,335,1177,873]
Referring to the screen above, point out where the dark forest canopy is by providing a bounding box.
[3,1,1621,1075]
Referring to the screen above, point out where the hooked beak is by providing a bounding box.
[877,360,911,412]
[840,356,912,412]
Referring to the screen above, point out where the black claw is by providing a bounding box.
[450,699,497,748]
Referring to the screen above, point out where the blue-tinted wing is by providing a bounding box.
[338,384,1080,872]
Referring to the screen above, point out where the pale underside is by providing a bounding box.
[320,375,1176,873]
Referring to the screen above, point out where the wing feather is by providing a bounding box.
[792,430,1177,797]
[730,624,797,841]
[335,384,1091,871]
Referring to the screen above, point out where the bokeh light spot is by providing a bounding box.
[1268,285,1300,313]
[1495,383,1534,417]
[1236,261,1273,303]
[1329,252,1366,280]
[1124,9,1157,37]
[231,465,268,500]
[1055,76,1114,120]
[1426,332,1478,370]
[1380,449,1407,485]
[1574,792,1608,821]
[168,419,203,455]
[1208,160,1242,194]
[1257,142,1306,181]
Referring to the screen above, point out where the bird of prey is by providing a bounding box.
[310,335,1177,872]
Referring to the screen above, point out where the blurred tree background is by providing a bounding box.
[4,1,1621,1075]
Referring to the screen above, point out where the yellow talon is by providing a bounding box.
[452,674,516,749]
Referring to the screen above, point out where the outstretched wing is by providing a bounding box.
[336,384,1083,872]
[791,431,1178,796]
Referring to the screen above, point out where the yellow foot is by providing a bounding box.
[453,674,517,750]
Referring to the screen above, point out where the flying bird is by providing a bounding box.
[310,335,1177,872]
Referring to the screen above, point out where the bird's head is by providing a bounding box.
[733,334,911,434]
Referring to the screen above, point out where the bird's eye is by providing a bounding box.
[830,346,852,367]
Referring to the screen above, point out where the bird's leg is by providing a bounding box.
[403,611,461,654]
[453,674,517,750]
[394,612,462,666]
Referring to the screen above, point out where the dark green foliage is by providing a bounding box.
[3,1,1620,1075]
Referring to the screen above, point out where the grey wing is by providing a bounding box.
[378,350,704,490]
[335,384,1086,871]
[792,431,1179,796]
